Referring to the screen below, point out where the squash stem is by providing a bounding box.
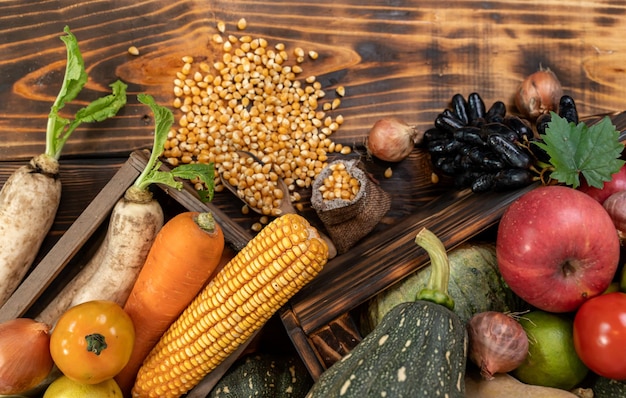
[414,228,455,310]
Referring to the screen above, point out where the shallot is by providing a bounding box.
[603,190,626,242]
[515,67,563,120]
[366,118,422,162]
[467,311,529,380]
[0,318,54,395]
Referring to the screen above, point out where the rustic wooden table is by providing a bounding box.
[4,0,626,251]
[4,0,626,392]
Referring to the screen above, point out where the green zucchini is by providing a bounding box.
[306,228,468,397]
[208,352,313,397]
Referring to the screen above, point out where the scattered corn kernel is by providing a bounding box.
[237,18,247,30]
[251,222,263,232]
[336,86,345,97]
[216,20,226,33]
[308,50,318,60]
[431,172,440,184]
[127,46,139,56]
[384,167,393,178]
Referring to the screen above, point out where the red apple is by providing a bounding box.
[496,185,620,313]
[578,164,626,204]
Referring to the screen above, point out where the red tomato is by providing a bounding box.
[573,292,626,380]
[49,300,135,384]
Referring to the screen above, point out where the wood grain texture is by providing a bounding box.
[2,0,626,162]
[3,0,626,385]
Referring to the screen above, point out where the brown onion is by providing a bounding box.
[515,67,563,120]
[366,118,422,162]
[0,318,54,395]
[603,190,626,242]
[467,311,529,380]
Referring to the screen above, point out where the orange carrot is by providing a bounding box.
[114,210,224,395]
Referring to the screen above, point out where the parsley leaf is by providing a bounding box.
[533,112,625,189]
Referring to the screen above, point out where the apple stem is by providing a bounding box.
[414,228,455,311]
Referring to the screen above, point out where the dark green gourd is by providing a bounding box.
[306,228,468,397]
[208,352,313,397]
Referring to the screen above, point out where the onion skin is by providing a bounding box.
[0,318,54,395]
[467,311,529,380]
[366,118,422,162]
[603,190,626,242]
[515,67,563,120]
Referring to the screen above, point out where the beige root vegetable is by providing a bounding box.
[35,187,164,326]
[0,156,61,307]
[465,371,580,398]
[0,27,126,308]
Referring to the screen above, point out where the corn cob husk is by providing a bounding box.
[132,213,329,398]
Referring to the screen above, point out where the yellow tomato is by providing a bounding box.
[49,300,135,384]
[43,375,122,397]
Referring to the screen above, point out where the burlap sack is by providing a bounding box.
[311,159,391,254]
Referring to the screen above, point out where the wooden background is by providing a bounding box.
[3,0,626,323]
[4,0,626,223]
[4,0,626,387]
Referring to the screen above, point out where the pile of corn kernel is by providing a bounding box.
[318,162,361,202]
[162,17,350,216]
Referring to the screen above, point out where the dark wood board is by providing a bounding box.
[3,0,626,162]
[2,0,626,391]
[3,0,626,257]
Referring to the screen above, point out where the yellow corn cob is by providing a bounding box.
[131,213,329,398]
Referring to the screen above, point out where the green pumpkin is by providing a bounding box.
[590,376,626,398]
[306,301,468,397]
[208,353,313,397]
[361,242,523,334]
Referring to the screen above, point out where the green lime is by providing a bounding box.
[512,310,588,390]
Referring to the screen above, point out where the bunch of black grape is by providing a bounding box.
[423,92,578,193]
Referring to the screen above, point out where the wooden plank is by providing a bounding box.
[0,158,140,322]
[2,0,626,162]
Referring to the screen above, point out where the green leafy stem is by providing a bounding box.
[46,26,127,160]
[134,94,215,203]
